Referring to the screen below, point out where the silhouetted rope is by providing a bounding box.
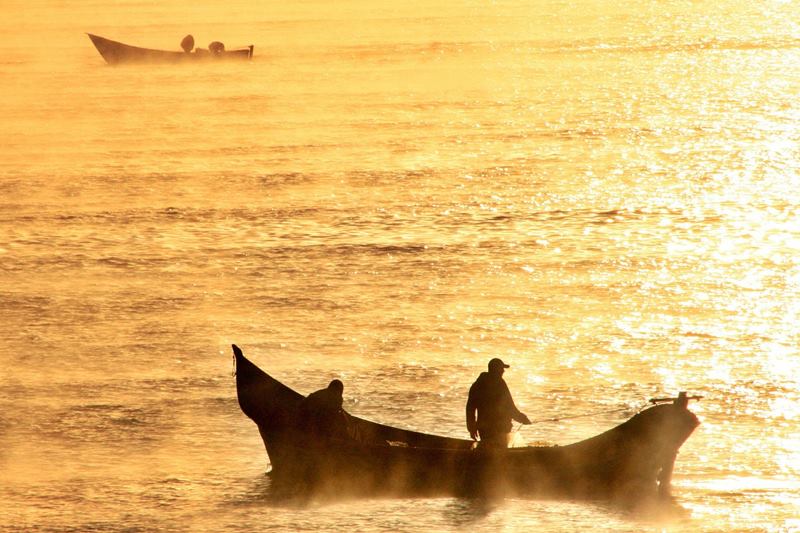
[522,402,649,426]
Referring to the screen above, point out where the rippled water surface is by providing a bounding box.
[2,1,800,531]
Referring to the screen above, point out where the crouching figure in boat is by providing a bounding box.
[300,379,349,442]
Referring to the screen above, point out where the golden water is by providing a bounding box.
[2,1,799,531]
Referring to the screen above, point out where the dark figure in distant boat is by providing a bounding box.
[300,379,349,442]
[180,34,194,53]
[208,41,225,56]
[466,358,531,448]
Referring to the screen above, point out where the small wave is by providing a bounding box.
[40,404,164,447]
[258,172,315,187]
[556,36,800,55]
[270,242,432,256]
[0,292,52,308]
[306,36,800,64]
[682,331,720,339]
[320,39,492,63]
[249,294,352,311]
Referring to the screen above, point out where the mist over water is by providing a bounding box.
[2,0,800,531]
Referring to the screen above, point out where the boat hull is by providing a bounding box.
[87,34,253,65]
[233,346,699,501]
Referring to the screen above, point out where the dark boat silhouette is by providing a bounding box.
[233,344,699,503]
[87,33,253,65]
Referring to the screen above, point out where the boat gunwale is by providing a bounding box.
[233,346,698,452]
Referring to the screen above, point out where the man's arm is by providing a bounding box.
[512,409,531,425]
[503,381,532,424]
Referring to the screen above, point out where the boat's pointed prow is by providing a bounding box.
[232,343,243,359]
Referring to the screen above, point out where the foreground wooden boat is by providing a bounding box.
[233,345,699,502]
[87,33,253,65]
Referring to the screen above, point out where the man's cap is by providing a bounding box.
[488,358,510,371]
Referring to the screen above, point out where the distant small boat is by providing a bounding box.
[232,344,700,503]
[87,33,253,65]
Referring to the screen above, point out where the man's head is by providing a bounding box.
[328,379,344,396]
[487,358,509,377]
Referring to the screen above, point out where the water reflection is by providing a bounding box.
[221,473,695,532]
[442,498,499,526]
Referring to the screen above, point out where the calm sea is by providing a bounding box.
[2,1,799,531]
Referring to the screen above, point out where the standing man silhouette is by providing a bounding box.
[466,358,531,448]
